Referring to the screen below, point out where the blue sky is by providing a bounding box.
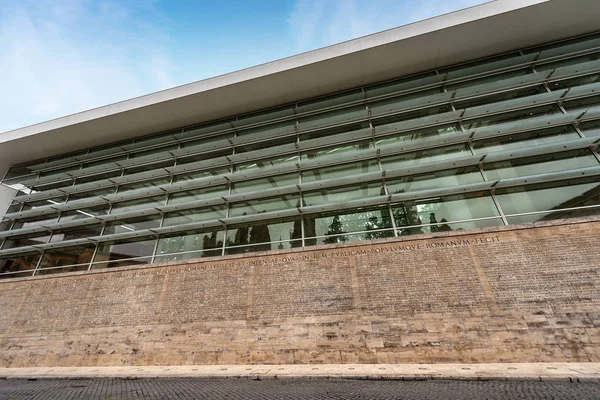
[0,0,487,133]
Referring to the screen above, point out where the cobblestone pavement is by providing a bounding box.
[1,378,600,399]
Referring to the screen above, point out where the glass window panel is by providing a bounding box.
[298,89,364,112]
[49,224,103,242]
[93,237,157,267]
[4,165,38,181]
[229,194,299,218]
[237,120,296,140]
[91,257,153,270]
[398,218,503,236]
[58,206,109,221]
[129,144,178,158]
[549,73,600,91]
[302,160,379,182]
[14,187,38,197]
[440,52,524,74]
[535,52,600,72]
[562,95,600,113]
[484,149,598,180]
[75,169,122,184]
[180,122,233,139]
[579,119,600,137]
[454,85,545,110]
[370,104,453,127]
[237,106,295,127]
[173,167,229,182]
[300,121,370,142]
[298,105,368,131]
[30,181,74,193]
[235,130,296,150]
[176,148,233,166]
[130,133,177,150]
[523,33,600,55]
[124,159,175,175]
[387,166,483,194]
[37,244,96,270]
[117,178,170,193]
[463,104,560,130]
[303,182,384,207]
[180,133,232,148]
[301,140,373,161]
[38,164,81,178]
[6,202,23,214]
[446,68,533,91]
[21,197,67,211]
[0,218,13,231]
[495,176,600,216]
[68,187,116,202]
[235,153,298,172]
[374,123,460,146]
[0,254,40,277]
[163,206,227,226]
[86,145,126,161]
[3,180,37,193]
[305,207,393,246]
[231,173,298,194]
[103,216,161,235]
[1,233,51,249]
[380,144,471,170]
[110,195,167,214]
[391,191,499,236]
[10,214,58,230]
[365,72,439,98]
[506,206,600,225]
[368,88,443,115]
[82,155,127,168]
[157,229,225,260]
[473,125,580,153]
[35,264,89,276]
[225,218,301,254]
[168,185,229,205]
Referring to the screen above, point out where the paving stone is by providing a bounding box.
[1,378,600,400]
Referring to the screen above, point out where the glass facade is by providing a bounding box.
[2,32,600,278]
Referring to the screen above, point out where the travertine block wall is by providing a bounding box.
[1,218,600,367]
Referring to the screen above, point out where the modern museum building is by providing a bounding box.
[0,0,599,366]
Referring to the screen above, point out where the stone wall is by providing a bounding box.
[1,218,600,367]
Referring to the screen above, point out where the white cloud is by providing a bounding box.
[0,0,177,133]
[288,0,489,53]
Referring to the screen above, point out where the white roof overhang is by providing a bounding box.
[1,0,599,171]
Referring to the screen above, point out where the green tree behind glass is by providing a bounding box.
[324,215,348,244]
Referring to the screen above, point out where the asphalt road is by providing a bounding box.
[1,378,599,399]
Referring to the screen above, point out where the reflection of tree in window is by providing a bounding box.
[289,201,303,247]
[229,213,250,254]
[304,215,317,246]
[365,211,393,239]
[324,215,347,244]
[203,232,223,257]
[392,189,423,235]
[248,219,271,252]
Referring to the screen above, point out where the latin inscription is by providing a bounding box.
[5,235,501,288]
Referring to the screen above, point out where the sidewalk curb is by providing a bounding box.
[1,364,599,382]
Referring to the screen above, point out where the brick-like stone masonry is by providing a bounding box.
[1,218,599,367]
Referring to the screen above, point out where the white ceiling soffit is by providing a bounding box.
[1,0,599,170]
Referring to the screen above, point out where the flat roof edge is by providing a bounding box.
[0,0,544,142]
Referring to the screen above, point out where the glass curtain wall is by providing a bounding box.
[2,32,600,278]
